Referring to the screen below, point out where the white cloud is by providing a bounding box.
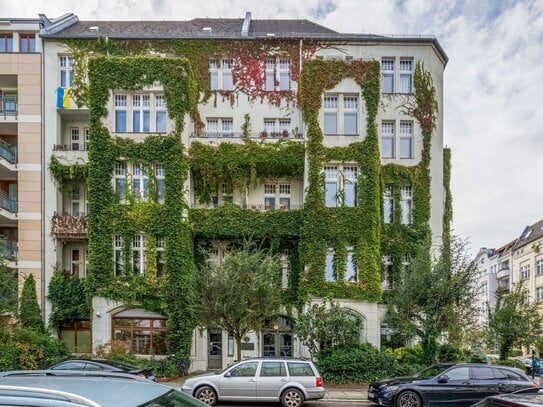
[2,0,542,256]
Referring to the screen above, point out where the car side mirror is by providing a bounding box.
[437,374,450,383]
[224,372,231,377]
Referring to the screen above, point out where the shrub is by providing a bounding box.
[19,274,46,333]
[394,345,423,365]
[438,343,462,363]
[467,348,488,363]
[493,358,527,370]
[316,343,403,383]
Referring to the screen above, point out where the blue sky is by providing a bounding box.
[3,0,542,257]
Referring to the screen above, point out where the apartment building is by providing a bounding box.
[39,12,448,370]
[0,19,42,311]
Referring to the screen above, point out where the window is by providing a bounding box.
[71,190,81,215]
[264,183,291,209]
[287,362,315,377]
[155,95,167,133]
[265,57,291,91]
[0,33,13,52]
[114,161,164,204]
[71,249,81,276]
[382,255,393,289]
[281,249,289,289]
[264,184,276,209]
[112,317,167,355]
[114,161,127,202]
[381,121,395,158]
[521,264,530,280]
[132,95,150,133]
[346,246,357,282]
[399,121,413,158]
[155,163,165,204]
[537,287,543,302]
[402,254,411,272]
[344,96,358,135]
[209,58,234,91]
[383,188,393,224]
[400,186,412,225]
[263,118,291,137]
[324,164,359,208]
[132,234,145,274]
[260,361,287,377]
[536,259,543,275]
[114,235,123,276]
[446,367,470,381]
[84,128,89,150]
[472,367,494,380]
[323,96,338,135]
[325,248,335,282]
[19,34,35,52]
[381,58,394,93]
[114,95,127,133]
[279,184,291,209]
[132,163,150,203]
[230,362,258,377]
[70,128,80,150]
[156,237,165,278]
[206,118,233,137]
[400,59,413,93]
[59,56,74,87]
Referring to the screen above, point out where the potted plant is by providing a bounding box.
[282,129,289,138]
[260,130,268,139]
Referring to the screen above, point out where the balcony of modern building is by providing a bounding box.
[0,184,17,223]
[0,130,17,174]
[0,75,18,122]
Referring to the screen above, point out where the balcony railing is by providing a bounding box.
[196,202,302,210]
[0,240,17,261]
[0,190,17,213]
[0,95,17,117]
[190,131,304,140]
[51,212,88,240]
[53,143,89,151]
[0,143,16,164]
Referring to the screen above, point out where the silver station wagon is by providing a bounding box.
[181,358,326,407]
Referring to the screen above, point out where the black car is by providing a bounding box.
[368,363,536,407]
[472,387,543,407]
[49,359,157,382]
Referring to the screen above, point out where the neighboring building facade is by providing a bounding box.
[39,12,449,370]
[0,19,43,310]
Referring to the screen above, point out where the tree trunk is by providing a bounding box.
[235,335,242,362]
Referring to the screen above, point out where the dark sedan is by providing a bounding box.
[368,363,536,407]
[472,387,543,406]
[49,359,157,382]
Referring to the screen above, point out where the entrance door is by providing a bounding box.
[262,316,293,357]
[207,328,223,370]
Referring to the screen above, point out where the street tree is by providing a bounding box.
[488,282,543,360]
[385,237,478,365]
[196,244,282,361]
[294,298,362,360]
[19,274,46,333]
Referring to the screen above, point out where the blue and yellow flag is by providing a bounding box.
[56,87,71,109]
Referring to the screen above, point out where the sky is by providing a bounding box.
[2,0,542,257]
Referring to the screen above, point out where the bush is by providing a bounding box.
[394,345,423,365]
[438,343,462,363]
[467,348,488,363]
[493,358,527,370]
[317,343,406,383]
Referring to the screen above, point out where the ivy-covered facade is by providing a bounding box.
[40,13,449,371]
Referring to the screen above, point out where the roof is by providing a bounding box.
[39,13,448,64]
[513,218,543,250]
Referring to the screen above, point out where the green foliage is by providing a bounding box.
[47,271,90,328]
[294,298,363,360]
[394,345,423,365]
[492,358,527,370]
[386,237,478,365]
[49,156,88,188]
[0,327,68,370]
[316,343,408,384]
[19,274,46,333]
[438,343,462,363]
[0,263,17,319]
[488,282,543,360]
[190,140,305,203]
[195,243,282,361]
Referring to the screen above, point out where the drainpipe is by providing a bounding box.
[40,40,46,320]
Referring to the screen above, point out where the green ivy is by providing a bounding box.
[47,271,90,328]
[48,156,88,188]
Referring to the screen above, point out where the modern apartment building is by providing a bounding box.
[0,19,42,311]
[39,12,448,371]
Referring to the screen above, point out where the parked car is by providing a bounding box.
[471,387,543,407]
[0,375,207,407]
[48,358,157,382]
[367,363,536,407]
[0,370,151,381]
[181,357,325,407]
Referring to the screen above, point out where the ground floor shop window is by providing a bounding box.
[60,320,92,353]
[111,316,167,355]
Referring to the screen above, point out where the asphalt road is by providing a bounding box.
[213,402,372,406]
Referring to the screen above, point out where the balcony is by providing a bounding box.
[52,144,88,165]
[195,202,303,210]
[190,131,304,140]
[496,266,510,281]
[0,95,17,119]
[0,240,17,261]
[0,190,17,222]
[51,212,88,240]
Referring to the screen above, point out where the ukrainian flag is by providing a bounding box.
[56,87,71,109]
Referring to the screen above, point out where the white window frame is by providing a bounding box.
[209,58,235,91]
[114,161,127,203]
[323,95,338,135]
[520,264,530,280]
[324,164,359,208]
[114,94,128,133]
[381,58,395,93]
[381,121,395,159]
[59,55,74,88]
[278,58,290,91]
[132,234,145,275]
[399,58,414,94]
[156,236,165,278]
[84,127,89,150]
[71,189,81,216]
[281,248,289,289]
[345,246,357,282]
[264,184,277,210]
[114,161,163,204]
[71,249,81,276]
[537,286,543,302]
[399,121,414,159]
[132,94,151,133]
[114,235,123,276]
[113,93,166,133]
[325,248,335,282]
[383,188,393,224]
[400,186,413,225]
[382,255,393,289]
[536,258,543,275]
[206,118,234,137]
[70,128,80,150]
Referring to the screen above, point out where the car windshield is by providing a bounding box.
[141,388,205,406]
[416,364,451,379]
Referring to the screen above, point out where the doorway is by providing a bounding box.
[262,316,293,357]
[207,328,223,370]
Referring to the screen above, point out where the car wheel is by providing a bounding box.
[281,388,304,407]
[195,386,217,406]
[396,390,422,407]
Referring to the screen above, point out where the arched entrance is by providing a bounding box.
[262,316,293,357]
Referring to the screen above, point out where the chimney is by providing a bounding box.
[241,11,251,37]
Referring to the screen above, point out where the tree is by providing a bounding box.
[488,282,543,360]
[196,243,282,361]
[385,237,478,365]
[294,298,362,360]
[0,263,17,326]
[19,274,46,333]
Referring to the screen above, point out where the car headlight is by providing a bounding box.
[383,385,399,393]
